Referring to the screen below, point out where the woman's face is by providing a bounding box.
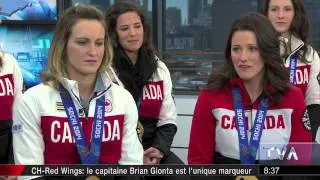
[66,19,105,78]
[231,30,265,84]
[116,11,144,54]
[267,0,295,33]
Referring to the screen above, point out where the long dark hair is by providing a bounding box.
[261,0,310,63]
[207,12,289,103]
[105,1,157,62]
[105,1,157,101]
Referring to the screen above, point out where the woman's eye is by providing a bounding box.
[77,41,86,45]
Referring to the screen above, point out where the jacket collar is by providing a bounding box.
[228,78,273,107]
[60,72,111,100]
[290,35,304,55]
[229,78,246,91]
[280,34,304,56]
[229,78,251,106]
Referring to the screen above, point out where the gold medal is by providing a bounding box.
[86,176,100,180]
[235,176,258,180]
[137,121,144,141]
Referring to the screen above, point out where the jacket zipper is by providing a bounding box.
[70,84,111,119]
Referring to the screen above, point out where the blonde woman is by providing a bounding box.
[12,4,143,180]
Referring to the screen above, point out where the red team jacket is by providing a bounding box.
[188,78,312,165]
[0,53,23,121]
[0,52,23,164]
[12,73,143,166]
[281,35,320,106]
[114,60,177,153]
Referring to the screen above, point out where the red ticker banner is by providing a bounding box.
[0,165,25,176]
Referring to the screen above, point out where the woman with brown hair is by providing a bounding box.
[106,2,188,180]
[261,0,320,142]
[188,12,311,180]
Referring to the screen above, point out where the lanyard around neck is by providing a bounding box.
[59,85,105,164]
[232,85,268,164]
[289,54,298,84]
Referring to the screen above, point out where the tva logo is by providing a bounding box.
[261,145,298,160]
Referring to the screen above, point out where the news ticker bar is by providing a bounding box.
[0,165,320,176]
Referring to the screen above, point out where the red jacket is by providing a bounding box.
[0,53,23,121]
[188,78,312,164]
